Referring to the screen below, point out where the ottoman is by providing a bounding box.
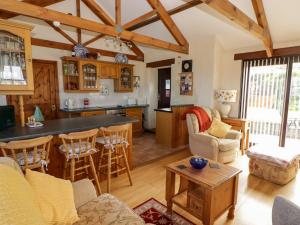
[247,145,300,185]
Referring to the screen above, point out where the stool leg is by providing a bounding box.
[89,154,101,195]
[107,149,112,193]
[63,158,68,179]
[98,146,104,176]
[121,146,133,186]
[84,156,89,177]
[70,158,75,182]
[40,166,45,174]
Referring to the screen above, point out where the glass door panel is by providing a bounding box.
[0,30,27,85]
[246,64,287,146]
[82,63,97,89]
[285,62,300,147]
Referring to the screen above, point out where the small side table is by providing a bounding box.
[222,117,250,155]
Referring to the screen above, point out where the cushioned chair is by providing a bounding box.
[186,107,242,163]
[273,196,300,225]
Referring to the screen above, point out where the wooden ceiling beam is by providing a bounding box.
[251,0,273,57]
[31,38,143,61]
[76,0,82,44]
[0,0,187,53]
[124,0,202,31]
[146,0,188,46]
[0,0,64,19]
[46,21,77,45]
[115,0,121,25]
[83,34,105,46]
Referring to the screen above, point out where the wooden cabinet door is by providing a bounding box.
[79,61,99,91]
[126,108,143,134]
[100,62,118,79]
[80,110,106,117]
[7,60,59,123]
[114,65,134,92]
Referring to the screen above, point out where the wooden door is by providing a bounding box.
[158,67,171,108]
[7,59,60,123]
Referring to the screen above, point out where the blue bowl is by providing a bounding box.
[190,157,208,170]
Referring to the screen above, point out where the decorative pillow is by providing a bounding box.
[0,165,46,225]
[25,169,79,225]
[208,119,231,138]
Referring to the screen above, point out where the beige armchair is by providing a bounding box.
[186,108,242,163]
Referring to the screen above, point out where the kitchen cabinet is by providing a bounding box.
[80,110,106,117]
[114,64,134,92]
[0,20,34,95]
[100,62,118,79]
[79,61,99,91]
[126,108,143,135]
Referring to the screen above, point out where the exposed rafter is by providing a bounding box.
[251,0,273,57]
[0,0,187,53]
[46,21,77,45]
[115,0,121,25]
[146,0,188,47]
[123,10,157,30]
[76,0,82,44]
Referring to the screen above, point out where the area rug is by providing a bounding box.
[134,198,195,225]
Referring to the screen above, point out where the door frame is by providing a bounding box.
[6,59,60,118]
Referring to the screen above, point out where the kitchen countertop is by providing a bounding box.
[61,104,149,113]
[0,115,138,142]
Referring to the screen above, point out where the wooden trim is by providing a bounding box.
[251,0,273,57]
[31,38,143,61]
[125,0,202,31]
[146,58,175,68]
[146,0,188,46]
[234,46,300,61]
[46,21,77,45]
[0,0,187,54]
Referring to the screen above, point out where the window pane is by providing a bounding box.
[165,79,170,90]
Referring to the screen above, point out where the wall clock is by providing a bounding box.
[182,60,192,72]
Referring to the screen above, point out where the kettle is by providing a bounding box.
[64,98,76,109]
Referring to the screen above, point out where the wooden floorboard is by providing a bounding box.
[104,149,300,225]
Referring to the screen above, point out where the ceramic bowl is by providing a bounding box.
[189,157,208,170]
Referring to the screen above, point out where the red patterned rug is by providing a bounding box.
[134,198,195,225]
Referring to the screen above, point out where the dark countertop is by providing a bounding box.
[154,104,194,113]
[0,115,138,142]
[61,104,149,113]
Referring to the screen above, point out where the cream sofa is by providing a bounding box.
[186,108,242,163]
[0,157,150,225]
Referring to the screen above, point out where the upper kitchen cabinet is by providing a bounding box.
[114,64,134,92]
[79,60,99,91]
[0,20,34,95]
[100,61,118,79]
[62,57,80,92]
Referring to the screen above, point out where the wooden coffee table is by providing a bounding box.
[165,157,242,225]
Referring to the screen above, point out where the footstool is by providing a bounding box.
[246,145,300,185]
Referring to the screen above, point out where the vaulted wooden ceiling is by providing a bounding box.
[0,0,274,61]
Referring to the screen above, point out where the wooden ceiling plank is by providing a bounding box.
[115,0,121,25]
[46,21,77,45]
[146,0,188,46]
[31,37,143,61]
[251,0,273,57]
[0,0,187,53]
[0,0,64,19]
[125,0,202,31]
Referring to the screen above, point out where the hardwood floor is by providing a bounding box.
[105,149,300,225]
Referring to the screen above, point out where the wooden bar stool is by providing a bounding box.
[59,128,101,194]
[0,135,53,173]
[97,124,133,193]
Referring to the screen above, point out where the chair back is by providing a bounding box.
[59,129,98,158]
[186,114,199,134]
[100,124,130,148]
[0,135,53,171]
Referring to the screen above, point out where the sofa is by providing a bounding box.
[273,196,300,225]
[0,157,151,225]
[186,107,242,163]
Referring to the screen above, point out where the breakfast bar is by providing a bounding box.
[0,115,137,178]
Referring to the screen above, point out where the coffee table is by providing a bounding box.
[165,157,242,225]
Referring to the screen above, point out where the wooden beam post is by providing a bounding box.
[76,0,81,44]
[146,0,188,47]
[46,21,77,45]
[0,0,187,53]
[251,0,273,57]
[115,0,121,25]
[19,95,25,127]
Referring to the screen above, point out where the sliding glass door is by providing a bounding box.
[240,56,300,147]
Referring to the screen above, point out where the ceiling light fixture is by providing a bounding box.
[53,21,61,27]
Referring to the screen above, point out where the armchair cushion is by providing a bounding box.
[218,139,240,152]
[225,130,242,140]
[208,119,231,138]
[73,178,97,209]
[74,193,148,225]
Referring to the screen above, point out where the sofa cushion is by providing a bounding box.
[73,179,97,209]
[25,169,79,225]
[218,139,240,152]
[74,193,147,225]
[208,119,232,138]
[0,165,46,225]
[0,157,23,175]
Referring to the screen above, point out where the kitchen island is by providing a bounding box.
[0,115,137,178]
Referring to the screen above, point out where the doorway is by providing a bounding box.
[158,67,171,108]
[7,59,60,122]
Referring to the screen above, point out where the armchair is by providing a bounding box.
[186,108,242,163]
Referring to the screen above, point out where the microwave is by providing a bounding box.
[0,105,16,131]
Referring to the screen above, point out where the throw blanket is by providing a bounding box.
[182,106,211,132]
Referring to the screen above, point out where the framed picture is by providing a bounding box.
[133,76,140,88]
[179,72,193,96]
[182,60,192,72]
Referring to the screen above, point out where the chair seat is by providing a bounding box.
[59,142,95,155]
[96,136,127,146]
[218,139,240,152]
[74,194,147,225]
[12,150,44,166]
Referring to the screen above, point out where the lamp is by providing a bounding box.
[215,90,237,118]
